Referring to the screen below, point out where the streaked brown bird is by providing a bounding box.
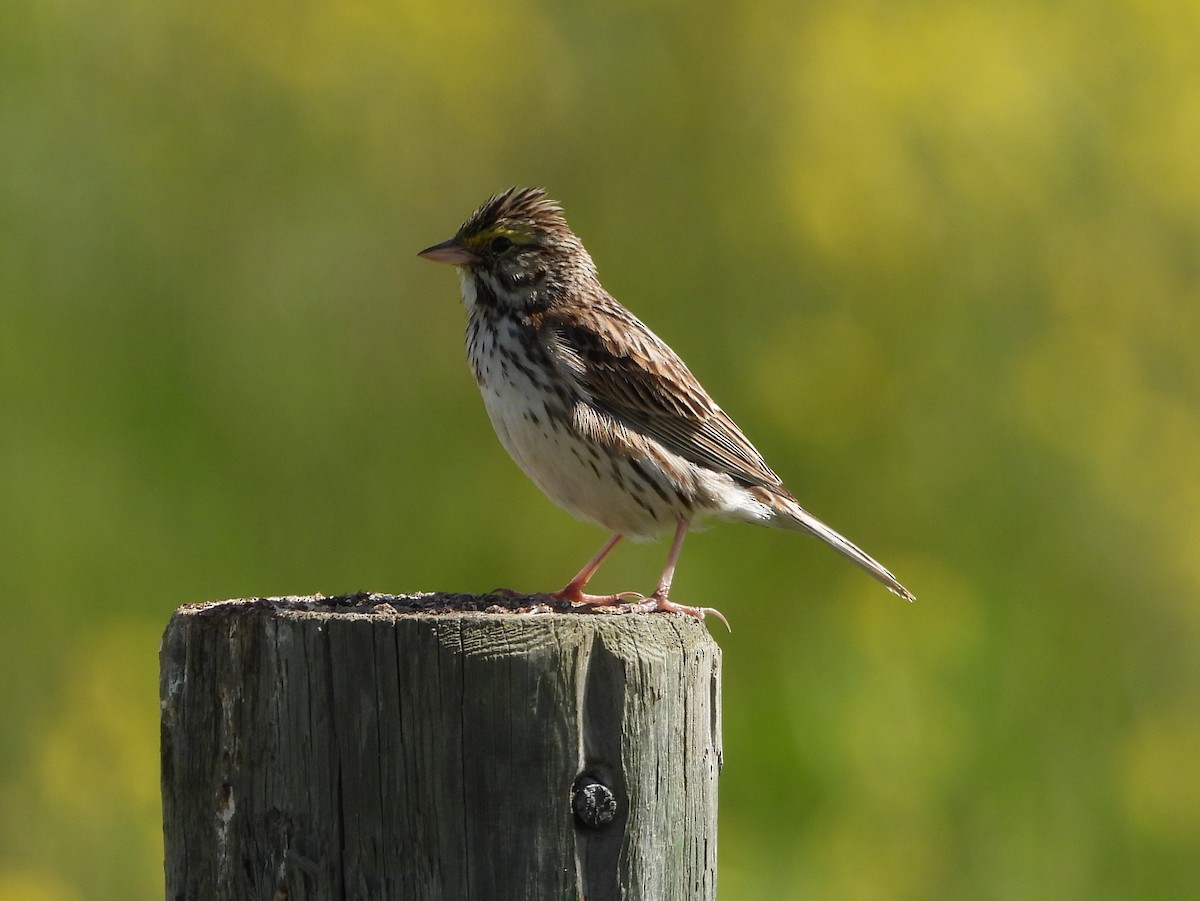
[420,188,914,626]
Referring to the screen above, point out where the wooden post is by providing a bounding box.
[160,594,722,900]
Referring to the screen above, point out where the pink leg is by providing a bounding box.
[636,519,730,630]
[652,518,689,599]
[551,533,645,606]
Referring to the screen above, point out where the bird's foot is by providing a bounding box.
[634,594,731,631]
[550,585,646,607]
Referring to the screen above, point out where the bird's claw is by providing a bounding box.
[633,595,731,632]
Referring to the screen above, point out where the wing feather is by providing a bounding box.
[543,297,784,490]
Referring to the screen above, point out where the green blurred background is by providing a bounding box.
[3,0,1198,897]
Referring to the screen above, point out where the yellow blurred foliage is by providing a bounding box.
[0,871,81,901]
[1123,713,1200,845]
[0,624,162,899]
[34,625,160,817]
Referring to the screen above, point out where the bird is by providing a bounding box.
[419,187,914,626]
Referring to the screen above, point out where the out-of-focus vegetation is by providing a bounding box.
[2,0,1197,897]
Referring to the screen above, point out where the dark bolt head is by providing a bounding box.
[572,774,618,828]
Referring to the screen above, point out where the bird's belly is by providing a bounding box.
[476,379,686,541]
[467,311,735,539]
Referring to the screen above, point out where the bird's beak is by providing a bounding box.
[418,238,479,266]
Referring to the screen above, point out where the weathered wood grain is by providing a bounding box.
[160,594,722,900]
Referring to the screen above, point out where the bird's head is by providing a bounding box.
[419,187,596,310]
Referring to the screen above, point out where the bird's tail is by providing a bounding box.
[770,495,915,602]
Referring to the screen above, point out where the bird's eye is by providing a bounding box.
[489,235,513,254]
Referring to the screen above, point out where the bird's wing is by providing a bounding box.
[543,298,784,490]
